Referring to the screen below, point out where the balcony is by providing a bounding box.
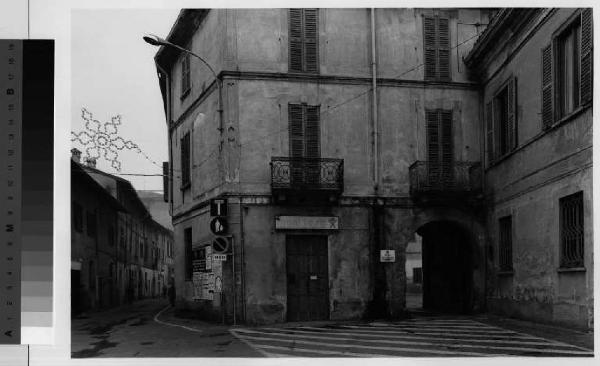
[270,157,344,200]
[409,161,482,204]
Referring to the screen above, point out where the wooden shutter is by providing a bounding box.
[304,105,320,158]
[541,44,554,128]
[303,9,319,73]
[289,104,304,158]
[507,77,517,151]
[423,17,437,80]
[289,9,303,72]
[426,110,440,185]
[580,8,593,105]
[440,110,453,185]
[486,101,494,163]
[181,132,190,188]
[437,18,451,80]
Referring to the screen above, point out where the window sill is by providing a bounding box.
[546,104,589,131]
[557,267,586,273]
[497,270,514,276]
[180,89,190,101]
[180,182,191,191]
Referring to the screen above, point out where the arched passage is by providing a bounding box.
[416,220,474,314]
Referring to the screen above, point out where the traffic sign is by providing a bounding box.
[210,198,228,216]
[212,236,230,254]
[209,217,228,235]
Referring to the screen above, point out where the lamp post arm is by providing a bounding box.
[163,42,218,81]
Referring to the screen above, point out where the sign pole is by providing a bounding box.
[231,236,236,325]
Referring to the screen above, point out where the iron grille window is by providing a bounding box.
[486,77,517,164]
[181,53,191,99]
[289,9,319,73]
[180,132,191,189]
[560,191,584,268]
[86,212,96,238]
[423,16,450,80]
[73,202,83,232]
[498,216,513,271]
[542,9,593,128]
[184,228,193,280]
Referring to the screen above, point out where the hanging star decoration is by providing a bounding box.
[71,108,141,171]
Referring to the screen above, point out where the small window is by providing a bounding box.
[498,216,513,271]
[423,15,450,80]
[86,212,96,238]
[184,228,193,280]
[181,53,191,99]
[180,132,191,189]
[560,191,584,268]
[289,9,319,73]
[72,202,83,232]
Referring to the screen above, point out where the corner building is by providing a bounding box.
[153,9,590,326]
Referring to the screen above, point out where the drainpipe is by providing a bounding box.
[371,8,379,193]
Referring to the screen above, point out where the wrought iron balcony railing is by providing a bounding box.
[409,161,482,197]
[270,157,344,193]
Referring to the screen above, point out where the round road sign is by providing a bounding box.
[209,217,228,235]
[212,236,230,253]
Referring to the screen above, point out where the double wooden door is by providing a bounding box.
[286,235,329,321]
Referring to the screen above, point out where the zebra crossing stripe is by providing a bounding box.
[259,327,580,348]
[232,328,592,356]
[362,324,522,334]
[231,330,510,356]
[254,344,389,357]
[315,325,542,340]
[371,322,507,330]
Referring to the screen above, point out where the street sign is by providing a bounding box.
[209,217,228,235]
[212,236,230,254]
[213,254,227,261]
[380,250,396,262]
[210,198,228,216]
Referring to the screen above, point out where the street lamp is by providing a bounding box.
[143,34,223,124]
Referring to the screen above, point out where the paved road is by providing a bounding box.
[230,316,594,357]
[71,299,260,357]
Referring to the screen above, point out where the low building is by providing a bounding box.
[71,149,175,313]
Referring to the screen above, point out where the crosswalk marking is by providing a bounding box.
[232,332,509,356]
[233,328,592,355]
[230,317,594,358]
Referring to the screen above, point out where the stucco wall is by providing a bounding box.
[480,8,593,329]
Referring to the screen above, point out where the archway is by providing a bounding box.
[416,221,474,314]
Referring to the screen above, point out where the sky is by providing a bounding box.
[71,9,181,191]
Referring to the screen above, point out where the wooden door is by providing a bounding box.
[286,235,329,321]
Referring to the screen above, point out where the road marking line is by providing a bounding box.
[233,328,592,355]
[152,305,204,333]
[326,325,541,339]
[360,324,520,334]
[467,319,594,352]
[232,332,509,356]
[229,330,273,357]
[372,322,505,330]
[254,343,388,357]
[257,327,576,347]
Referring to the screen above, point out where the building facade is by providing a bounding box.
[465,8,593,329]
[71,150,175,314]
[154,8,503,325]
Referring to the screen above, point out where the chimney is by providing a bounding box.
[84,156,97,168]
[71,148,81,163]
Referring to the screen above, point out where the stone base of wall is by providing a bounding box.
[487,297,591,330]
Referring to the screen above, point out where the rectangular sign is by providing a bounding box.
[380,250,396,262]
[275,216,339,230]
[210,198,227,216]
[213,254,227,261]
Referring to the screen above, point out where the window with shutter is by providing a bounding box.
[181,54,191,99]
[289,9,319,73]
[426,109,453,187]
[490,77,518,161]
[423,16,451,81]
[184,228,193,280]
[180,132,191,189]
[546,9,593,126]
[498,216,513,271]
[289,103,321,186]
